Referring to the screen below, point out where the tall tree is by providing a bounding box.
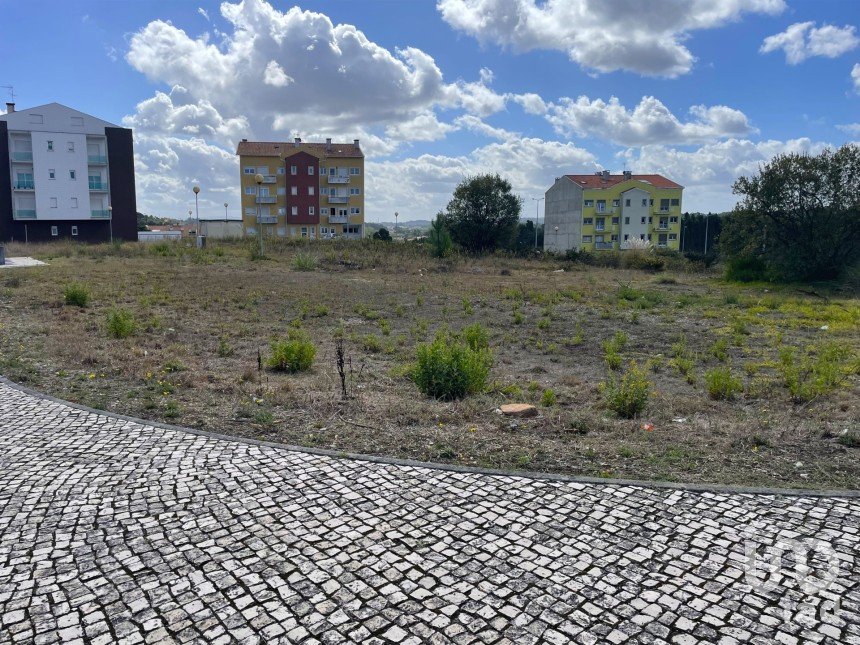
[725,144,860,280]
[441,174,522,253]
[428,214,452,258]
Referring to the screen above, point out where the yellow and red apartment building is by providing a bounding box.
[236,137,364,239]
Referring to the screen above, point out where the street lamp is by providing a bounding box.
[107,205,113,244]
[255,173,264,255]
[394,211,398,233]
[192,185,201,247]
[224,202,229,223]
[531,197,545,249]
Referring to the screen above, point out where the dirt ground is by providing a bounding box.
[1,239,858,489]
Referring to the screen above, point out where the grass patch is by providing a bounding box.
[412,332,492,400]
[705,366,743,400]
[62,283,90,307]
[268,330,316,372]
[106,309,135,338]
[291,252,317,271]
[601,361,651,418]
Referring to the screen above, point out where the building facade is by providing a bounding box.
[544,171,683,253]
[236,138,364,239]
[0,102,137,242]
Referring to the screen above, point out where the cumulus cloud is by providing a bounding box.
[385,112,458,142]
[262,61,294,87]
[454,115,516,140]
[853,63,860,91]
[437,0,785,77]
[197,7,209,21]
[547,96,755,146]
[510,93,547,115]
[618,137,830,211]
[761,22,859,64]
[836,123,860,136]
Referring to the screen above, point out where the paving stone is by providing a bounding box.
[0,382,857,644]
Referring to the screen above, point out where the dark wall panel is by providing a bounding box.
[105,127,138,242]
[0,122,13,242]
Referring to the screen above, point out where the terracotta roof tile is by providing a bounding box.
[566,174,683,189]
[236,140,364,158]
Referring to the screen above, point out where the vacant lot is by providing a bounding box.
[1,239,858,489]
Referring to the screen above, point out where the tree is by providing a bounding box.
[725,144,860,281]
[428,214,452,258]
[372,227,392,241]
[514,220,543,252]
[441,174,522,253]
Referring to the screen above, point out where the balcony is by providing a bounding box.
[255,196,277,204]
[13,209,36,219]
[328,213,349,224]
[11,152,33,162]
[88,181,108,191]
[328,195,349,204]
[261,175,277,184]
[257,215,278,224]
[594,242,614,250]
[327,175,350,184]
[90,210,110,219]
[13,180,35,190]
[87,155,107,164]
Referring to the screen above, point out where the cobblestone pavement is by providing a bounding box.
[0,382,858,645]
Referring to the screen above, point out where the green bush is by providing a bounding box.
[779,342,857,403]
[602,330,628,370]
[601,362,651,418]
[461,323,489,351]
[626,253,666,272]
[292,252,317,271]
[725,255,768,282]
[63,282,90,307]
[268,330,316,372]
[541,388,557,407]
[710,338,729,362]
[107,309,135,338]
[705,366,743,400]
[412,333,492,400]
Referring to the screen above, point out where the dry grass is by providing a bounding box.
[1,237,858,489]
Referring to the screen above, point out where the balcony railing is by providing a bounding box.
[11,152,33,162]
[13,181,35,190]
[328,175,350,184]
[87,155,107,164]
[88,181,108,191]
[90,210,110,219]
[328,195,349,204]
[327,214,349,224]
[594,226,606,232]
[257,215,278,224]
[255,196,277,204]
[261,175,277,184]
[13,209,37,219]
[594,242,614,250]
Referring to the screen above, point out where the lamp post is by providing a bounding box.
[531,197,544,249]
[192,185,201,247]
[107,206,113,244]
[224,202,228,223]
[394,211,398,234]
[255,173,264,255]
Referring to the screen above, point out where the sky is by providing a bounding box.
[1,0,859,222]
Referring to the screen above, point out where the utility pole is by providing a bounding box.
[531,197,544,249]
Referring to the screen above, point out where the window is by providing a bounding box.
[278,207,286,215]
[611,217,619,225]
[69,170,76,180]
[321,187,329,196]
[660,199,670,211]
[244,167,255,174]
[71,226,78,236]
[349,188,360,195]
[291,206,297,215]
[329,167,336,176]
[641,199,647,207]
[70,198,78,209]
[647,234,652,241]
[290,165,297,175]
[321,208,329,215]
[648,216,653,223]
[584,200,594,207]
[308,186,314,195]
[308,166,315,175]
[67,142,75,152]
[291,186,298,196]
[583,218,593,225]
[309,206,315,215]
[277,167,285,175]
[595,218,605,230]
[595,235,604,243]
[669,233,677,240]
[320,166,326,174]
[671,198,680,206]
[49,169,55,180]
[624,217,630,225]
[51,226,58,236]
[625,199,631,207]
[624,234,629,241]
[301,227,308,237]
[50,197,58,208]
[611,234,618,242]
[640,234,645,240]
[640,217,646,224]
[582,235,592,243]
[350,207,361,215]
[612,200,620,207]
[245,207,255,215]
[649,199,654,206]
[349,167,360,175]
[339,209,348,217]
[670,216,678,223]
[47,141,54,151]
[244,187,255,195]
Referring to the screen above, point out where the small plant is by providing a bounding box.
[779,342,857,403]
[164,399,180,419]
[462,297,474,316]
[705,366,743,400]
[513,310,523,325]
[379,319,391,336]
[567,324,585,346]
[362,334,383,353]
[601,361,651,419]
[461,323,489,351]
[412,332,492,400]
[291,252,317,271]
[267,330,316,372]
[253,409,275,426]
[107,308,135,338]
[837,432,860,448]
[541,388,557,407]
[63,282,90,307]
[537,317,550,330]
[162,359,186,373]
[710,338,729,362]
[602,330,628,371]
[217,336,234,358]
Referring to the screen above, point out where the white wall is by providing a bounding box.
[543,177,583,253]
[619,187,650,245]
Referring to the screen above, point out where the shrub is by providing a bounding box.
[63,282,90,307]
[268,330,316,372]
[106,309,135,338]
[362,334,383,353]
[461,323,489,351]
[541,389,557,407]
[601,362,651,418]
[602,330,628,370]
[711,338,729,362]
[626,253,666,272]
[705,366,743,400]
[779,342,857,403]
[292,253,317,271]
[217,337,234,357]
[412,333,492,400]
[725,255,768,282]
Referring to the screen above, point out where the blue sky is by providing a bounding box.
[2,0,858,220]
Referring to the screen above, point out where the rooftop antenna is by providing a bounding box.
[1,85,15,101]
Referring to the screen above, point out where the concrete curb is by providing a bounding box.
[2,375,858,499]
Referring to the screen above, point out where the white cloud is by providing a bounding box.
[618,137,830,211]
[761,22,859,64]
[197,7,209,21]
[510,93,547,115]
[853,63,860,91]
[262,60,294,87]
[385,112,458,142]
[437,0,785,77]
[547,95,755,145]
[836,123,860,136]
[454,115,515,140]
